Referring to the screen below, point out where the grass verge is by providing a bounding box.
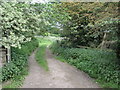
[50,42,119,89]
[1,38,39,88]
[35,45,49,71]
[54,55,65,62]
[35,37,53,71]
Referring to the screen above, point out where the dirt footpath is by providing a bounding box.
[22,48,100,88]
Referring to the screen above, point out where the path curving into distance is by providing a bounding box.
[22,48,100,88]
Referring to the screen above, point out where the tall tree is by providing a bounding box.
[56,2,119,48]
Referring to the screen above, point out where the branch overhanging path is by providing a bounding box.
[22,47,99,88]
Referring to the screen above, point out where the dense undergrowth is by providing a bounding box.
[1,38,38,86]
[50,42,120,88]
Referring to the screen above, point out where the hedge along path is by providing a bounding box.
[22,47,100,88]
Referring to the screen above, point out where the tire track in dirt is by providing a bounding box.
[22,48,100,88]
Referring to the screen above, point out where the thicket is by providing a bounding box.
[1,38,38,82]
[117,29,120,61]
[58,2,119,49]
[116,2,120,63]
[51,42,120,88]
[55,2,120,65]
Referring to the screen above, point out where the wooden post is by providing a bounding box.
[0,46,2,67]
[6,47,11,63]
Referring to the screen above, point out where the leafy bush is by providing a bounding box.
[1,38,38,82]
[51,42,120,88]
[116,24,120,63]
[2,63,20,81]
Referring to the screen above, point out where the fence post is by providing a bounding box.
[7,47,11,63]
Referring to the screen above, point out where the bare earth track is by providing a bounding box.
[22,48,99,88]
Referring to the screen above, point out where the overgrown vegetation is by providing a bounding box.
[51,42,120,88]
[1,38,38,87]
[2,66,28,88]
[0,1,68,49]
[58,2,119,49]
[50,3,119,89]
[117,30,120,62]
[1,1,119,89]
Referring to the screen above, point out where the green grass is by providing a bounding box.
[54,55,65,62]
[35,46,49,71]
[35,37,53,71]
[37,37,53,46]
[50,42,120,89]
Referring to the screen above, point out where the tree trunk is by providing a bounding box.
[97,32,107,49]
[117,29,120,64]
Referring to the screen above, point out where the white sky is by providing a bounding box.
[31,0,50,3]
[31,0,120,2]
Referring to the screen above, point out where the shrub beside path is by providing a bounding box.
[22,48,100,88]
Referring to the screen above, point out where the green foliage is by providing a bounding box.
[51,42,120,88]
[0,1,32,48]
[37,37,53,46]
[2,62,20,81]
[0,1,68,48]
[35,37,53,71]
[1,38,38,82]
[57,2,119,48]
[116,34,120,64]
[3,66,28,88]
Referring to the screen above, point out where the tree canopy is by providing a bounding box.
[0,1,119,59]
[0,1,69,48]
[55,2,119,48]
